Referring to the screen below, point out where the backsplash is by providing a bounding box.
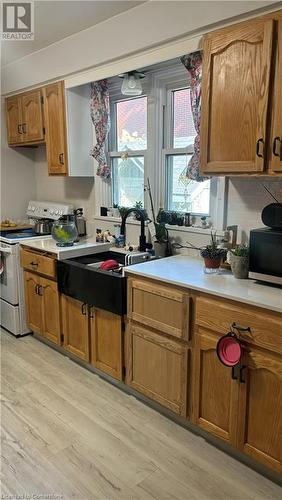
[226,177,282,243]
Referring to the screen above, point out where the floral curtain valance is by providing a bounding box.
[90,79,111,179]
[180,51,205,182]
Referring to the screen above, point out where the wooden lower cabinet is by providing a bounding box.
[193,328,282,472]
[127,323,188,416]
[61,295,90,361]
[237,349,282,473]
[24,272,42,334]
[192,329,238,445]
[90,308,123,381]
[24,271,60,344]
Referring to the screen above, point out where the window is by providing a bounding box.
[111,96,147,207]
[164,87,210,215]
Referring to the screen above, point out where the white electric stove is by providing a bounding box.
[0,200,73,336]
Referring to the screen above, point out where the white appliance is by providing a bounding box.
[0,200,73,336]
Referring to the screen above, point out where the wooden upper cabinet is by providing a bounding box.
[269,19,282,172]
[201,19,274,175]
[43,81,68,175]
[237,349,282,473]
[21,90,44,143]
[6,96,22,145]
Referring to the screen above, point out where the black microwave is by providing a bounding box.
[249,228,282,285]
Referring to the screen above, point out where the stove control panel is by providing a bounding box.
[26,201,74,220]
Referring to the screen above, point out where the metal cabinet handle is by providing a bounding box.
[231,322,251,334]
[22,123,27,134]
[81,303,87,316]
[231,366,238,380]
[256,138,264,158]
[35,284,39,294]
[89,305,94,319]
[30,261,38,268]
[240,365,246,384]
[37,285,43,296]
[59,153,64,165]
[18,124,23,134]
[273,136,281,157]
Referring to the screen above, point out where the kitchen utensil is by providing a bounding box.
[34,219,53,235]
[100,259,119,271]
[216,332,242,367]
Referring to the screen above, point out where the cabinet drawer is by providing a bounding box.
[195,296,282,354]
[127,323,188,415]
[128,278,190,340]
[21,249,56,279]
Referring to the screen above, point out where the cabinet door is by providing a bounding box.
[127,323,188,416]
[192,330,238,446]
[5,96,22,145]
[21,90,44,143]
[23,272,42,334]
[201,19,273,174]
[237,349,282,473]
[40,277,60,345]
[61,295,89,361]
[90,308,123,380]
[270,20,282,172]
[43,81,68,175]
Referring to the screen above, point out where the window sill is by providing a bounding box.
[94,216,226,236]
[94,215,149,226]
[165,224,226,237]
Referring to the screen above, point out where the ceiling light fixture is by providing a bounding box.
[118,71,145,96]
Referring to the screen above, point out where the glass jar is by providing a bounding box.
[51,215,78,247]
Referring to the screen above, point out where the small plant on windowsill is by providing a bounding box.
[200,231,227,274]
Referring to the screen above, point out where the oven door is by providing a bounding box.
[0,242,19,305]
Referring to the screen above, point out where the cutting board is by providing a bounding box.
[0,224,32,232]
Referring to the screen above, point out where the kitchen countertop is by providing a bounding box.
[125,255,282,314]
[21,237,111,259]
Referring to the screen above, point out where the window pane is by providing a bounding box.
[112,156,144,207]
[173,89,196,148]
[116,97,147,151]
[166,155,210,214]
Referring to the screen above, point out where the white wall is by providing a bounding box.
[0,102,36,221]
[226,178,282,242]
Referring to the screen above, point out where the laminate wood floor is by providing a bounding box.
[1,329,281,500]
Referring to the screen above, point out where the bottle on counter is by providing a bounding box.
[96,228,103,243]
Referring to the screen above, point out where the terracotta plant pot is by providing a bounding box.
[204,257,221,269]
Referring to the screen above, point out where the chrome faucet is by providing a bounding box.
[120,208,147,252]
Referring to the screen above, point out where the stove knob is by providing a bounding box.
[31,206,35,212]
[55,209,59,216]
[59,210,63,216]
[49,209,54,216]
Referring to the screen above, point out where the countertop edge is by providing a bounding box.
[125,267,282,315]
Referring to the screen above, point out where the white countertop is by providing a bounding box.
[21,237,111,259]
[125,255,282,314]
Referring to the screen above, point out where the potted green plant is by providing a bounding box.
[200,232,227,273]
[230,244,249,279]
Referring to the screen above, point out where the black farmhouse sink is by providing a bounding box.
[57,251,127,316]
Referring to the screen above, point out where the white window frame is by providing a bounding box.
[109,94,147,208]
[162,83,212,217]
[95,63,226,230]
